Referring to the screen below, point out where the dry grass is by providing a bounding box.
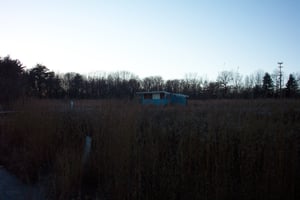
[0,99,299,199]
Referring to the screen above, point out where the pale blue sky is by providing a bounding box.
[1,0,299,80]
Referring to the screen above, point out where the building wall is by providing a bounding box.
[170,94,187,105]
[139,93,187,105]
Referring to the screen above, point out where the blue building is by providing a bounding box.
[136,91,188,106]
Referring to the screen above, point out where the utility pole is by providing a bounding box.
[278,62,283,97]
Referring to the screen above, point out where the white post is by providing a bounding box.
[82,135,92,165]
[70,100,74,110]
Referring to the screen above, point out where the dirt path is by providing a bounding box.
[0,165,44,200]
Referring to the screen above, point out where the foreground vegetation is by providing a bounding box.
[0,99,300,199]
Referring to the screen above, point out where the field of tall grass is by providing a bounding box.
[0,99,299,199]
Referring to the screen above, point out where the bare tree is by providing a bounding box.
[165,79,181,93]
[233,70,243,94]
[142,77,153,91]
[254,70,264,87]
[142,76,164,91]
[183,73,201,97]
[244,74,255,89]
[152,76,164,91]
[217,70,233,96]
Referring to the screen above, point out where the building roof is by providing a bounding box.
[136,91,189,98]
[136,91,170,95]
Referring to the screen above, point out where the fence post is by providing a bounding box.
[70,100,74,110]
[82,135,92,165]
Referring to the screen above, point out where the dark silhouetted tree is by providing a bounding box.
[184,73,202,98]
[203,81,220,99]
[28,64,51,98]
[128,78,140,99]
[69,73,85,98]
[46,72,65,98]
[165,79,181,93]
[285,74,298,98]
[262,72,274,97]
[142,76,164,91]
[0,56,25,106]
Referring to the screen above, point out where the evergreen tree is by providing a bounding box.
[28,64,50,98]
[262,73,274,97]
[0,56,25,105]
[285,74,298,97]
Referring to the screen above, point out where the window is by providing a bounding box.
[144,94,152,99]
[152,93,160,99]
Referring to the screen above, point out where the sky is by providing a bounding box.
[0,0,299,80]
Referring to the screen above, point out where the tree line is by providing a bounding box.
[0,56,299,105]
